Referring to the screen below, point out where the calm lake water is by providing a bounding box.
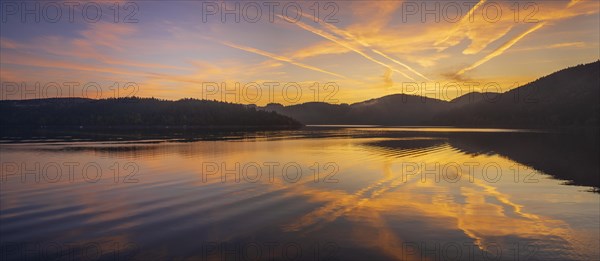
[1,127,599,261]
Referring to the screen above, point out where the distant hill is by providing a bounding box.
[2,62,597,129]
[437,61,600,127]
[263,94,448,125]
[264,102,352,125]
[0,97,302,129]
[448,92,497,109]
[350,94,449,125]
[262,61,600,128]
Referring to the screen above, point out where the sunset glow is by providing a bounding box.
[1,0,598,104]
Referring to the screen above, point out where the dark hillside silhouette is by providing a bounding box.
[262,61,600,128]
[265,102,352,125]
[0,97,302,129]
[438,61,600,127]
[264,94,448,125]
[2,62,597,129]
[448,92,497,108]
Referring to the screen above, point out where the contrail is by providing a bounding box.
[211,38,346,79]
[277,14,416,81]
[457,22,546,75]
[300,12,372,48]
[299,12,431,81]
[456,0,584,76]
[371,50,431,81]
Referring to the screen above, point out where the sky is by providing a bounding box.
[1,0,599,105]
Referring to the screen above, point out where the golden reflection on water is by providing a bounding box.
[1,134,598,260]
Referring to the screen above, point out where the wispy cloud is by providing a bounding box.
[434,0,488,48]
[457,23,546,75]
[299,11,431,81]
[1,0,598,102]
[510,41,588,52]
[291,41,350,60]
[371,50,431,81]
[212,38,346,79]
[277,14,416,81]
[568,0,583,8]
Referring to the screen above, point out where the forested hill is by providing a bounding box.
[0,97,302,129]
[263,61,599,128]
[2,61,597,129]
[436,61,599,127]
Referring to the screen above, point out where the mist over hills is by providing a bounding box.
[262,61,600,128]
